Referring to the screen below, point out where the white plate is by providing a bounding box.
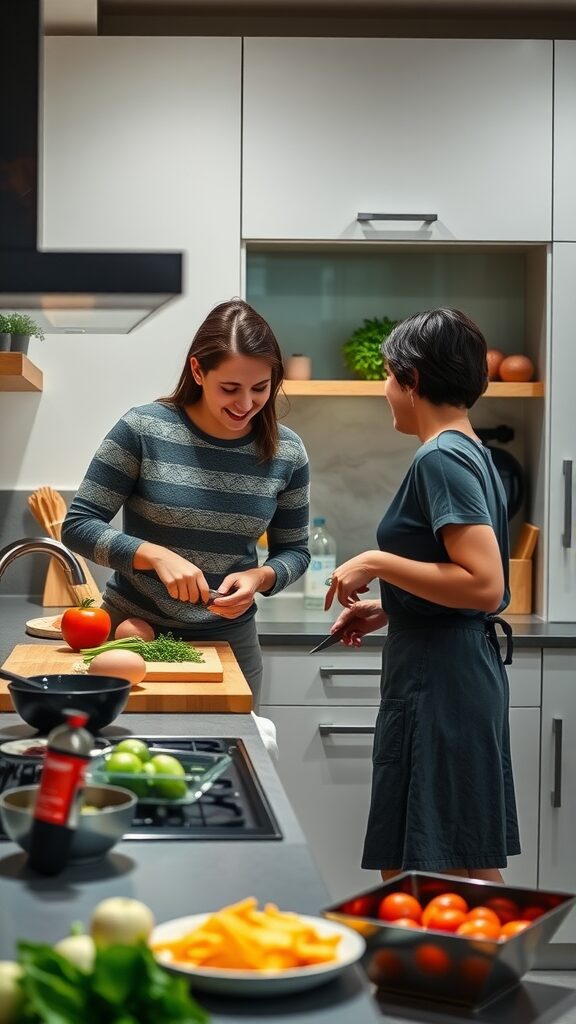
[150,911,366,997]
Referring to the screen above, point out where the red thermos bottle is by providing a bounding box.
[27,709,93,875]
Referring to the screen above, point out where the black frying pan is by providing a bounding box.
[0,669,131,734]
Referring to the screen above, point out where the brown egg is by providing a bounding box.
[498,354,535,382]
[88,650,147,686]
[486,349,505,381]
[114,617,155,641]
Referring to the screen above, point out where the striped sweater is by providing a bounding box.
[62,402,310,634]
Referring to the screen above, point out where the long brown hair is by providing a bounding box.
[159,300,284,461]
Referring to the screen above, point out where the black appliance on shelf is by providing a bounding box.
[0,737,282,842]
[476,425,525,521]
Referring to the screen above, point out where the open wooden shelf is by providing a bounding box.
[0,353,43,392]
[282,380,545,398]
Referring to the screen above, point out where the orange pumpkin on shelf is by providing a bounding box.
[486,349,505,381]
[498,354,535,382]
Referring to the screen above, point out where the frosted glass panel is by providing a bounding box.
[246,248,526,379]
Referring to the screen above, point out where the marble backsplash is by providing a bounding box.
[0,396,525,596]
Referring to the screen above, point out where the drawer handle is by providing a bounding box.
[551,716,563,809]
[318,724,375,736]
[357,212,438,224]
[320,667,380,680]
[562,460,572,549]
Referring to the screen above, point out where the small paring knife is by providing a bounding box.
[308,627,346,655]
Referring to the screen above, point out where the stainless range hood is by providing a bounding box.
[0,0,183,334]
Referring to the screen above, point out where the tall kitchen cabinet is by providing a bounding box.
[260,646,541,901]
[539,651,576,943]
[242,38,552,241]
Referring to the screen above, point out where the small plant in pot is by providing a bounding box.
[0,313,12,353]
[0,312,45,355]
[343,316,399,381]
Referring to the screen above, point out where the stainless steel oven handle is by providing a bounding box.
[357,212,438,223]
[551,717,563,809]
[562,460,573,549]
[320,667,380,680]
[318,724,375,736]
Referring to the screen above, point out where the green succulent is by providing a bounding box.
[343,316,399,381]
[0,312,44,341]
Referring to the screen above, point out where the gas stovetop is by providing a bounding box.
[0,736,282,842]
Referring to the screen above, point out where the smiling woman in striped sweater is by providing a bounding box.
[62,300,310,708]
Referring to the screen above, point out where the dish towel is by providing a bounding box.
[251,713,279,761]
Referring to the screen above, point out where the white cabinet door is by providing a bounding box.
[243,38,552,242]
[539,651,576,943]
[553,42,576,241]
[548,244,576,620]
[263,704,539,901]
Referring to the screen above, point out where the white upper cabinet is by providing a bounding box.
[553,41,576,241]
[242,38,552,242]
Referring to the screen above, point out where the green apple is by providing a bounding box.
[104,749,145,797]
[113,738,150,763]
[148,753,187,800]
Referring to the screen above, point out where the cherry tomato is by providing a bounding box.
[61,599,111,652]
[499,919,531,940]
[456,919,501,940]
[413,943,452,976]
[466,906,501,929]
[367,949,405,983]
[424,907,468,933]
[422,892,468,926]
[377,892,423,923]
[340,895,377,917]
[521,905,546,922]
[484,896,520,925]
[392,917,421,929]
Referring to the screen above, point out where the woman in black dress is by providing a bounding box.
[325,308,520,883]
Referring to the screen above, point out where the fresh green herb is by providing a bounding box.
[0,311,45,341]
[81,632,204,664]
[16,940,209,1024]
[343,316,399,380]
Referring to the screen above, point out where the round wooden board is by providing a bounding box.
[25,616,63,639]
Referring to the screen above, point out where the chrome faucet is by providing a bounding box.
[0,537,87,586]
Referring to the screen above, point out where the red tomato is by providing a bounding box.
[377,892,423,923]
[499,919,531,940]
[413,943,452,976]
[392,918,421,929]
[521,905,546,922]
[424,907,468,933]
[466,906,501,929]
[422,892,468,926]
[61,600,111,652]
[484,897,520,926]
[456,919,501,940]
[340,895,377,918]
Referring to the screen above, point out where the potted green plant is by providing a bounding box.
[0,313,11,353]
[343,316,399,381]
[2,312,45,355]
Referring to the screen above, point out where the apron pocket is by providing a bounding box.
[373,699,404,765]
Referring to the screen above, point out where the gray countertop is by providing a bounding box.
[1,598,576,1023]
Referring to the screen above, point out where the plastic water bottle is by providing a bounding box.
[27,709,93,875]
[304,518,337,609]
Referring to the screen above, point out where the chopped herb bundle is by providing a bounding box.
[81,632,204,665]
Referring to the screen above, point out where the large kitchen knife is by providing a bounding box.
[308,626,346,655]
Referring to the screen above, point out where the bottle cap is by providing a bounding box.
[62,709,89,729]
[312,517,326,526]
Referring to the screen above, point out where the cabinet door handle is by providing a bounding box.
[562,460,573,549]
[357,212,438,224]
[320,667,380,680]
[319,724,375,736]
[551,717,563,809]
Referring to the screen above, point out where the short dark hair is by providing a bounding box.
[159,299,284,460]
[382,308,488,408]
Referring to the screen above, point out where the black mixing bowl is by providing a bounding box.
[7,675,131,733]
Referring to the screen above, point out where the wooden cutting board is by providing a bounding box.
[0,643,252,714]
[3,643,224,682]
